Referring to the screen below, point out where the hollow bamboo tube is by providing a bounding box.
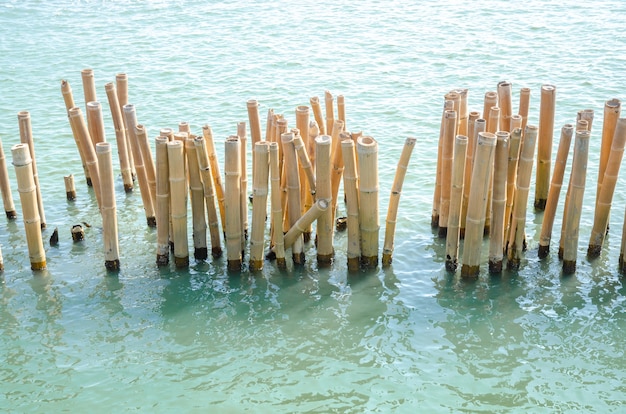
[0,138,17,218]
[248,99,262,188]
[237,121,248,246]
[315,135,333,264]
[509,114,523,137]
[308,120,319,171]
[194,136,222,258]
[438,110,457,237]
[487,106,500,134]
[444,135,467,272]
[504,127,522,246]
[68,107,102,210]
[155,137,170,266]
[136,125,157,210]
[61,80,91,186]
[537,125,574,259]
[488,132,509,273]
[284,198,329,250]
[116,73,135,180]
[86,101,106,147]
[497,81,513,132]
[64,174,76,201]
[518,87,531,132]
[482,91,498,121]
[535,84,556,211]
[341,139,361,271]
[202,125,226,234]
[432,99,455,227]
[330,119,346,221]
[296,106,312,241]
[123,105,156,227]
[11,144,46,270]
[309,96,325,136]
[578,109,595,132]
[460,114,483,238]
[357,136,379,268]
[17,111,46,229]
[562,129,590,274]
[460,132,497,279]
[224,136,242,270]
[249,141,270,271]
[588,118,626,258]
[269,142,286,268]
[104,82,133,192]
[95,142,120,271]
[167,140,188,268]
[282,132,304,265]
[324,91,335,138]
[507,125,538,270]
[337,95,346,127]
[484,107,500,235]
[185,138,208,261]
[454,89,469,136]
[265,108,275,142]
[81,68,96,106]
[597,99,621,208]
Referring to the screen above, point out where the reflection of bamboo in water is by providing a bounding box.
[96,142,120,271]
[0,137,16,218]
[17,111,46,229]
[488,132,509,273]
[535,84,556,211]
[444,135,466,272]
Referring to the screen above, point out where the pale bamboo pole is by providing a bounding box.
[202,125,226,235]
[357,136,379,268]
[538,124,574,259]
[446,91,461,136]
[296,106,313,241]
[341,138,360,271]
[17,111,46,229]
[277,117,290,229]
[507,125,539,270]
[11,143,45,270]
[482,91,498,120]
[265,108,275,142]
[316,134,333,265]
[249,141,270,271]
[535,84,556,211]
[432,99,455,227]
[460,132,497,279]
[135,125,157,211]
[588,118,626,258]
[510,114,523,133]
[61,79,91,186]
[167,140,188,268]
[497,81,513,132]
[337,95,346,129]
[185,137,208,261]
[562,129,590,274]
[293,131,315,201]
[104,82,133,192]
[578,109,595,131]
[269,142,286,268]
[248,99,262,187]
[504,127,522,247]
[282,131,304,265]
[518,87,531,132]
[0,137,17,218]
[307,120,319,169]
[284,198,329,250]
[444,135,467,272]
[330,119,346,223]
[486,106,500,134]
[68,107,102,210]
[81,68,97,112]
[488,132,510,273]
[160,128,174,141]
[95,142,120,271]
[86,101,106,147]
[484,106,500,236]
[116,73,136,180]
[224,136,242,270]
[454,89,469,136]
[310,96,326,136]
[325,91,335,138]
[237,121,249,246]
[64,175,76,201]
[194,136,222,258]
[460,114,483,238]
[438,110,457,237]
[596,99,621,209]
[155,136,170,266]
[123,105,156,226]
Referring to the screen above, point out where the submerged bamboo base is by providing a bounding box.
[5,210,17,219]
[382,253,392,267]
[563,260,576,275]
[348,256,360,272]
[460,263,479,279]
[105,259,121,271]
[538,244,550,259]
[488,259,503,274]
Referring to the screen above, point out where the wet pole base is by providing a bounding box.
[174,256,189,268]
[292,252,305,266]
[460,264,479,279]
[488,259,502,274]
[227,259,241,272]
[249,260,263,272]
[30,260,46,271]
[534,198,547,211]
[347,256,360,272]
[360,255,378,269]
[5,210,17,219]
[381,253,392,267]
[156,254,169,267]
[431,214,439,229]
[587,244,602,259]
[562,260,576,275]
[211,247,223,259]
[445,258,457,272]
[317,254,333,268]
[105,259,121,271]
[538,244,550,259]
[147,216,157,227]
[507,257,520,271]
[194,247,208,261]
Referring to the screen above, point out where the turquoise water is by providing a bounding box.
[2,0,626,411]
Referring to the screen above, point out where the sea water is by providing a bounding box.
[1,0,626,412]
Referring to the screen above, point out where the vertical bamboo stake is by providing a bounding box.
[518,87,531,132]
[488,132,509,273]
[337,95,346,129]
[357,136,379,268]
[507,125,538,270]
[155,136,170,266]
[0,137,17,218]
[596,99,621,208]
[86,101,106,146]
[105,82,133,192]
[116,72,135,180]
[185,137,208,261]
[269,142,286,268]
[11,144,45,270]
[438,110,457,237]
[61,79,91,186]
[432,99,455,227]
[237,121,249,246]
[444,135,466,272]
[504,127,522,246]
[296,106,313,241]
[17,111,46,229]
[311,96,326,136]
[578,109,595,131]
[248,99,262,187]
[136,125,157,210]
[325,91,335,137]
[562,129,590,274]
[484,106,500,236]
[330,119,346,222]
[95,142,120,271]
[64,175,76,201]
[487,106,500,134]
[538,124,574,258]
[265,108,275,142]
[446,91,461,135]
[282,132,304,265]
[249,141,270,271]
[194,136,222,258]
[535,84,556,211]
[68,107,102,210]
[225,136,242,271]
[588,118,626,258]
[497,81,513,132]
[482,91,498,120]
[167,140,188,268]
[460,132,497,279]
[202,125,226,234]
[81,68,96,111]
[460,114,483,238]
[455,89,469,136]
[342,139,361,271]
[510,114,523,132]
[316,134,333,265]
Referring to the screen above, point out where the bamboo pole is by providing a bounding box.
[460,114,483,238]
[282,132,304,265]
[72,224,85,242]
[454,89,469,136]
[64,174,76,201]
[518,87,531,132]
[105,82,133,192]
[116,73,136,180]
[237,121,249,246]
[488,131,509,273]
[68,107,102,210]
[194,136,222,259]
[432,99,455,227]
[185,137,208,261]
[155,136,170,266]
[510,114,523,132]
[596,99,621,208]
[578,109,595,131]
[86,101,106,146]
[225,136,242,271]
[357,136,379,268]
[504,127,522,247]
[562,129,590,274]
[0,244,3,272]
[249,141,270,271]
[538,124,574,259]
[341,138,361,272]
[265,108,275,142]
[248,99,262,187]
[438,110,457,237]
[95,142,120,271]
[315,134,333,265]
[444,135,466,272]
[620,208,626,273]
[460,132,497,279]
[507,125,538,270]
[486,106,500,134]
[284,198,329,250]
[61,79,91,186]
[17,111,46,229]
[588,118,626,258]
[11,143,46,270]
[296,105,312,241]
[167,140,189,268]
[446,91,461,135]
[135,125,157,209]
[310,96,326,136]
[337,95,346,130]
[81,68,97,111]
[484,106,500,235]
[325,91,335,138]
[482,91,498,120]
[535,84,556,211]
[0,137,17,218]
[269,142,286,268]
[202,125,226,235]
[293,132,316,198]
[330,119,346,223]
[497,81,513,132]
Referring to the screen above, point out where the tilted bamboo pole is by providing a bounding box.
[518,87,531,132]
[325,91,335,138]
[61,79,91,186]
[185,137,208,261]
[535,84,556,211]
[96,142,120,271]
[284,198,329,250]
[482,91,498,120]
[460,115,483,238]
[504,127,522,247]
[432,99,455,228]
[310,96,326,136]
[497,81,513,132]
[68,107,102,210]
[265,108,275,142]
[296,105,313,241]
[341,139,361,272]
[64,174,76,201]
[249,141,270,271]
[357,136,379,268]
[488,131,509,273]
[337,95,346,130]
[86,101,106,147]
[269,142,286,268]
[486,106,500,134]
[596,99,621,208]
[155,136,170,266]
[116,72,136,180]
[105,82,133,192]
[194,136,222,259]
[17,111,46,229]
[282,131,304,265]
[444,135,466,272]
[438,110,457,237]
[248,99,262,186]
[202,125,226,235]
[135,125,157,212]
[225,136,242,271]
[315,134,333,265]
[11,143,46,270]
[330,119,346,222]
[167,140,189,268]
[237,121,248,245]
[0,137,16,218]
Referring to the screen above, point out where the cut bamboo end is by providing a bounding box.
[64,175,77,201]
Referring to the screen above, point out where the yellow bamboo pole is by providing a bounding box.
[86,101,106,147]
[454,89,469,136]
[460,132,496,278]
[510,114,522,133]
[202,125,226,235]
[116,72,136,180]
[68,107,102,210]
[17,111,46,229]
[0,137,16,218]
[488,131,509,273]
[168,140,189,268]
[61,79,91,186]
[265,108,275,142]
[293,131,315,204]
[105,82,133,192]
[310,96,326,136]
[504,127,522,247]
[341,138,361,272]
[482,91,498,120]
[507,125,538,270]
[325,91,335,138]
[64,174,76,201]
[538,124,574,259]
[225,136,242,271]
[155,136,170,266]
[444,135,466,272]
[315,134,333,265]
[438,110,457,237]
[269,142,286,268]
[535,84,556,211]
[237,121,249,246]
[460,115,483,238]
[484,106,500,236]
[337,95,346,129]
[282,131,304,265]
[249,141,270,271]
[135,125,157,212]
[11,143,46,270]
[486,106,500,134]
[95,142,120,271]
[497,81,513,132]
[446,91,461,135]
[284,198,329,250]
[518,87,531,132]
[185,137,208,261]
[81,68,97,112]
[296,106,312,241]
[596,99,621,209]
[357,136,379,268]
[330,119,346,223]
[432,99,455,228]
[194,136,222,258]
